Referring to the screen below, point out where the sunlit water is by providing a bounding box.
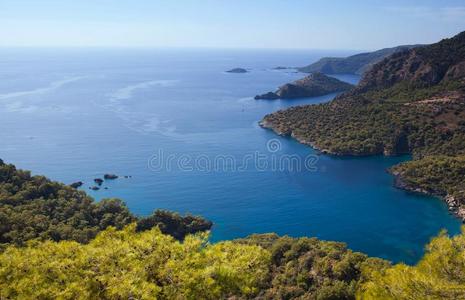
[0,48,460,264]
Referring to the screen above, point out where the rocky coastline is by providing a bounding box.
[259,119,375,156]
[390,169,465,222]
[260,119,465,223]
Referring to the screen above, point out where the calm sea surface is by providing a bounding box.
[0,48,460,264]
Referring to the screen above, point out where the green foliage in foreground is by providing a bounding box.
[0,160,212,247]
[238,233,388,300]
[0,157,463,300]
[358,228,465,299]
[0,225,269,300]
[2,225,465,300]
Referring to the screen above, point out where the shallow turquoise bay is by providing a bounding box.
[0,48,460,264]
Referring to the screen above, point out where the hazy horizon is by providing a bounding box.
[1,0,464,50]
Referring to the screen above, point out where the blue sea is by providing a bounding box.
[0,48,460,264]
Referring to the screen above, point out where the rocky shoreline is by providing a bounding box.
[260,118,465,223]
[259,119,370,156]
[390,170,465,222]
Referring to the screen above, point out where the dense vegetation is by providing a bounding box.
[391,155,465,197]
[1,159,465,298]
[358,228,465,299]
[136,209,213,240]
[255,72,353,100]
[0,225,269,299]
[297,45,418,75]
[237,233,387,299]
[0,159,212,247]
[262,31,465,220]
[262,80,465,157]
[1,219,464,299]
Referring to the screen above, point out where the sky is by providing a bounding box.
[0,0,464,50]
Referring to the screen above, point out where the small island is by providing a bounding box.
[226,68,248,73]
[273,66,289,70]
[255,72,353,100]
[104,173,118,180]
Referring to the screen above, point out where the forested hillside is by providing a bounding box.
[261,31,465,221]
[0,159,212,247]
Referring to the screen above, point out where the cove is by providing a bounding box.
[0,48,460,264]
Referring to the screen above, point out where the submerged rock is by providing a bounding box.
[89,186,100,191]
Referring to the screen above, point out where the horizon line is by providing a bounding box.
[0,45,394,53]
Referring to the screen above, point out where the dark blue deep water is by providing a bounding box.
[0,48,460,264]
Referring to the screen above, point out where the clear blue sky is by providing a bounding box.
[1,0,464,50]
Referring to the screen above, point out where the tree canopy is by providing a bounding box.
[358,228,465,299]
[0,225,269,299]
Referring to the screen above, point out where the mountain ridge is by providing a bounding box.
[298,45,422,75]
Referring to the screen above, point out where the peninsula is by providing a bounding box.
[255,72,353,100]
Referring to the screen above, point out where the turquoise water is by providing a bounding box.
[0,48,460,264]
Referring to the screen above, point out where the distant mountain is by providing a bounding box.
[298,45,421,75]
[255,72,353,100]
[355,33,465,92]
